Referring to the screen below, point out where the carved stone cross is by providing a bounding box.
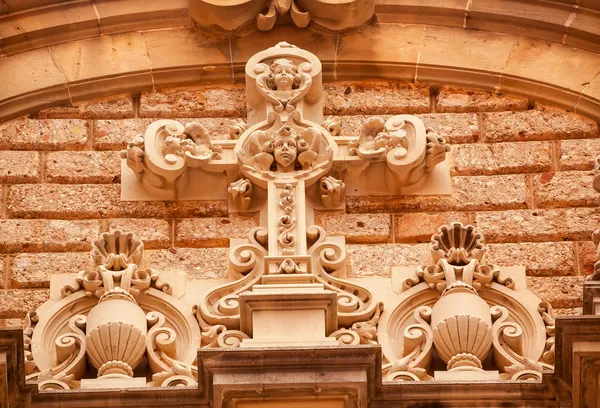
[121,42,451,347]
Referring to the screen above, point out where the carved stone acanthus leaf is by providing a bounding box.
[322,116,341,136]
[320,176,345,209]
[228,119,248,140]
[193,305,250,348]
[538,301,556,365]
[162,122,222,163]
[148,362,197,387]
[499,358,544,382]
[229,178,253,211]
[257,0,310,31]
[349,117,409,162]
[330,302,383,345]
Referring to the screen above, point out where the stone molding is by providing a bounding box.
[2,24,600,124]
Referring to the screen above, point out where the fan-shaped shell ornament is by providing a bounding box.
[430,222,486,265]
[91,230,144,271]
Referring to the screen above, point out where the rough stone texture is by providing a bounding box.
[553,308,583,316]
[417,113,480,144]
[0,318,23,329]
[7,184,227,219]
[559,138,600,170]
[92,117,238,150]
[323,82,431,115]
[0,118,88,150]
[435,86,529,113]
[526,276,584,308]
[0,151,40,183]
[139,86,246,118]
[577,240,597,277]
[347,243,429,277]
[107,218,171,249]
[45,151,121,183]
[0,257,4,288]
[336,113,479,144]
[474,208,600,242]
[0,289,49,318]
[37,94,134,119]
[481,109,599,142]
[347,174,528,213]
[486,242,576,276]
[10,252,91,288]
[532,171,597,208]
[92,119,153,150]
[450,142,552,176]
[0,220,100,253]
[395,212,470,243]
[144,248,228,279]
[175,214,259,247]
[315,212,390,243]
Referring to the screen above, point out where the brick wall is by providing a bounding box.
[0,81,598,327]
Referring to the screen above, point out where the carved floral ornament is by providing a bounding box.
[21,42,555,392]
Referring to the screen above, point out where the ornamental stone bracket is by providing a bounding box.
[120,42,451,206]
[188,0,375,34]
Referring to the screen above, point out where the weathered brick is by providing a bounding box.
[0,151,40,183]
[107,219,171,249]
[139,86,246,118]
[559,138,600,171]
[347,174,528,213]
[532,171,597,208]
[526,276,583,308]
[144,248,228,279]
[554,308,583,316]
[10,252,91,288]
[45,151,120,183]
[38,94,134,119]
[395,212,470,243]
[577,240,597,277]
[451,142,552,176]
[0,289,49,318]
[0,118,88,150]
[7,184,227,219]
[481,110,599,142]
[93,119,152,150]
[315,212,390,243]
[175,214,259,247]
[474,208,600,243]
[324,82,430,115]
[0,220,100,253]
[435,86,528,113]
[0,257,4,288]
[486,242,576,276]
[92,117,238,150]
[347,243,429,277]
[417,113,480,144]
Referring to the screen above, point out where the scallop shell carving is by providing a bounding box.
[86,322,147,375]
[430,222,486,265]
[91,230,144,271]
[432,315,492,366]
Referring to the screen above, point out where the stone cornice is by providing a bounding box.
[2,24,600,123]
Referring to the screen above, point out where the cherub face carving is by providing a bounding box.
[273,126,298,171]
[271,58,296,91]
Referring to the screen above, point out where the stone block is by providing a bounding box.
[139,86,246,118]
[45,151,121,183]
[435,86,528,113]
[450,141,552,175]
[346,174,528,213]
[0,318,23,329]
[10,252,91,288]
[315,212,390,243]
[577,241,597,277]
[347,243,429,277]
[0,289,49,318]
[474,208,600,242]
[559,139,600,171]
[38,94,134,119]
[107,219,171,249]
[395,212,470,243]
[144,248,229,279]
[526,276,584,308]
[0,219,100,253]
[175,214,259,247]
[323,82,430,115]
[532,171,597,208]
[0,118,88,150]
[553,308,583,316]
[486,242,576,276]
[7,184,227,219]
[416,113,480,144]
[0,151,40,183]
[481,109,599,142]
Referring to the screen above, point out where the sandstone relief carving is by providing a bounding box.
[189,0,375,33]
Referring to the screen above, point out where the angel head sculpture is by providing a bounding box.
[255,57,312,112]
[162,122,222,161]
[269,58,300,91]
